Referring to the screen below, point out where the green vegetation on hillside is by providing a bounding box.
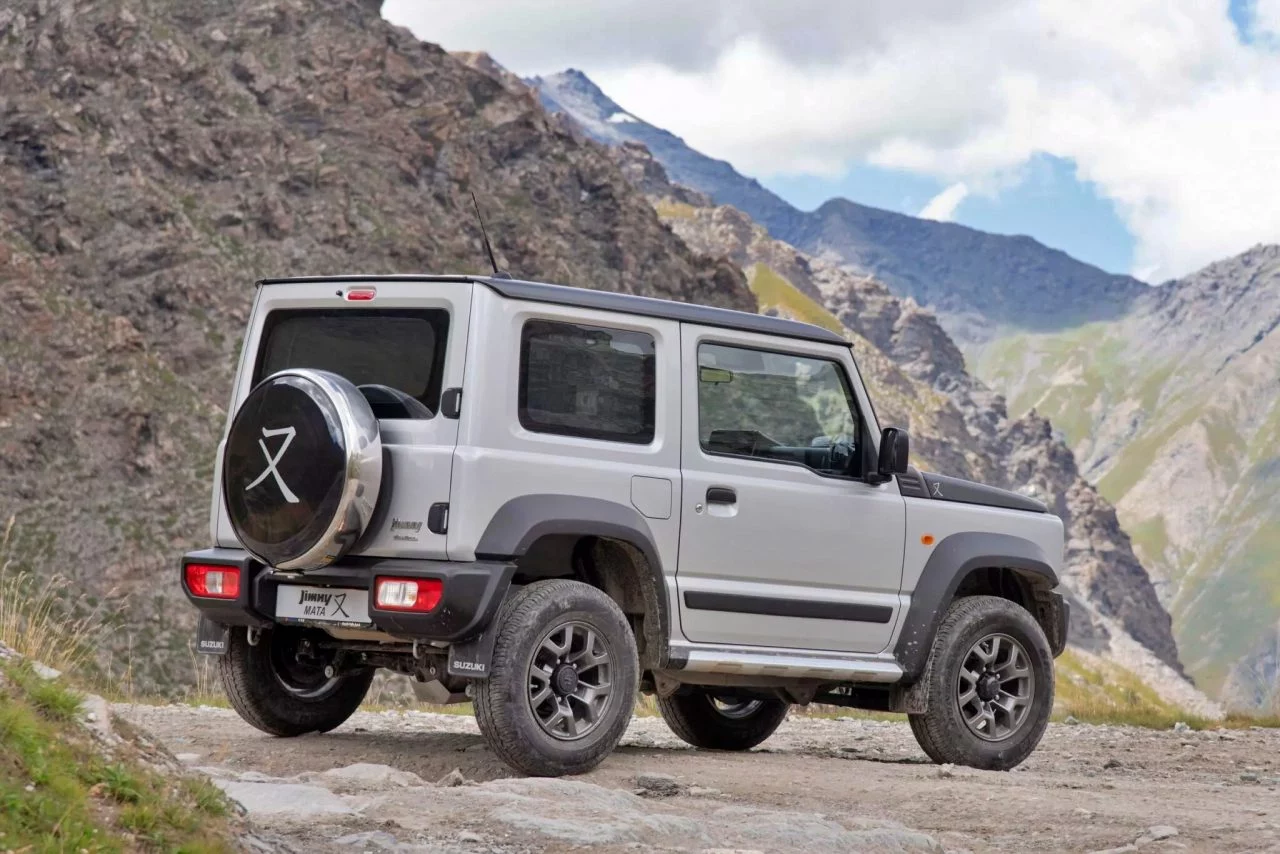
[0,660,239,853]
[971,287,1280,708]
[652,198,699,220]
[747,263,846,335]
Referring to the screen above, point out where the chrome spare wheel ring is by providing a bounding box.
[528,621,614,741]
[708,696,764,719]
[956,632,1035,742]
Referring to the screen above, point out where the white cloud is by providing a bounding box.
[1255,0,1280,38]
[385,0,1280,282]
[918,183,970,221]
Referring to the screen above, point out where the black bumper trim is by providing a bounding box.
[180,549,514,642]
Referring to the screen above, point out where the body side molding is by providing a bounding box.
[683,591,893,624]
[894,531,1058,680]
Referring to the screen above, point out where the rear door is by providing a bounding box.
[212,279,472,561]
[674,324,907,654]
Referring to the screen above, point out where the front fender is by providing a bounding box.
[894,531,1059,680]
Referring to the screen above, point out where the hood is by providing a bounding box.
[896,468,1048,514]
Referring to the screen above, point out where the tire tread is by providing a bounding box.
[907,595,1054,771]
[218,628,371,737]
[473,579,638,776]
[657,692,789,751]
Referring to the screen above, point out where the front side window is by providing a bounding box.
[256,309,449,419]
[519,319,656,444]
[698,343,860,476]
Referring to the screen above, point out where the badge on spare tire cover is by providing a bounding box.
[222,369,382,571]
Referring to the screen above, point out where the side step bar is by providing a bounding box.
[667,641,903,683]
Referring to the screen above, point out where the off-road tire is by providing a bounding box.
[473,579,638,777]
[657,690,790,751]
[219,626,373,737]
[908,595,1054,771]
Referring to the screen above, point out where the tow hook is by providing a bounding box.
[246,627,261,647]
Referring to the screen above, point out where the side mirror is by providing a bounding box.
[876,427,910,478]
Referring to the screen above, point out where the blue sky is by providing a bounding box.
[761,156,1136,276]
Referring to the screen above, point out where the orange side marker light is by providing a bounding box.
[921,535,935,546]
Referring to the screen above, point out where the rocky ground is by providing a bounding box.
[117,704,1280,853]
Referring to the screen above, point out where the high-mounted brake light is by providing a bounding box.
[185,564,241,599]
[375,577,443,612]
[345,288,377,301]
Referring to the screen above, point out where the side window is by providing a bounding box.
[519,319,656,444]
[697,342,861,476]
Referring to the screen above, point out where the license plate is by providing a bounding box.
[275,585,371,627]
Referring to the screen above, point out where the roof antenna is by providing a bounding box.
[470,192,512,280]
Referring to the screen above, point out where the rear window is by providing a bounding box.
[518,319,655,444]
[255,309,449,418]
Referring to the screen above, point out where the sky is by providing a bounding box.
[383,0,1280,282]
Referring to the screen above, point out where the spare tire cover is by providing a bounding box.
[223,369,382,571]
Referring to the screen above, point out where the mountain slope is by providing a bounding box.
[973,245,1280,706]
[532,69,1147,345]
[607,144,1216,715]
[0,0,754,692]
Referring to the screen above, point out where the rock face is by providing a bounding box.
[973,244,1280,706]
[611,146,1190,696]
[0,0,754,692]
[533,69,1146,345]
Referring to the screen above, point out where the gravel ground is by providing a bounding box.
[116,704,1280,853]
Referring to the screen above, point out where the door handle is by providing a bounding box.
[706,487,737,504]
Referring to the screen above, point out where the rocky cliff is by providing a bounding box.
[533,69,1146,346]
[607,145,1213,713]
[0,0,754,692]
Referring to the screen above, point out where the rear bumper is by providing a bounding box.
[180,548,514,641]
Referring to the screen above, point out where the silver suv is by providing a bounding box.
[182,274,1068,776]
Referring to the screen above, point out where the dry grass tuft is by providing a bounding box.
[0,516,110,674]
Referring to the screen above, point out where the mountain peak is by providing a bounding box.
[529,68,624,123]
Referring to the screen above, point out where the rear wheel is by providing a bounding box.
[657,689,789,751]
[473,580,638,777]
[219,626,373,737]
[907,595,1053,771]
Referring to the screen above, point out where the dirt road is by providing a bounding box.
[117,704,1280,853]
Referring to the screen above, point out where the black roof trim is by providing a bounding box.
[256,274,848,345]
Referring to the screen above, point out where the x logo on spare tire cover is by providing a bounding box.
[244,425,300,504]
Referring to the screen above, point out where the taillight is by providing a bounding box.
[375,577,443,612]
[185,564,241,599]
[345,288,376,301]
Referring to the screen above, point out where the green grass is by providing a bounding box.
[746,263,847,336]
[651,198,698,220]
[0,659,241,853]
[1050,648,1280,730]
[1054,649,1198,728]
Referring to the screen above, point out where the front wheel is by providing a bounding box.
[473,580,639,777]
[908,595,1054,771]
[219,625,373,737]
[657,689,789,751]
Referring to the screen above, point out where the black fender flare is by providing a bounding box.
[475,494,671,665]
[894,531,1058,681]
